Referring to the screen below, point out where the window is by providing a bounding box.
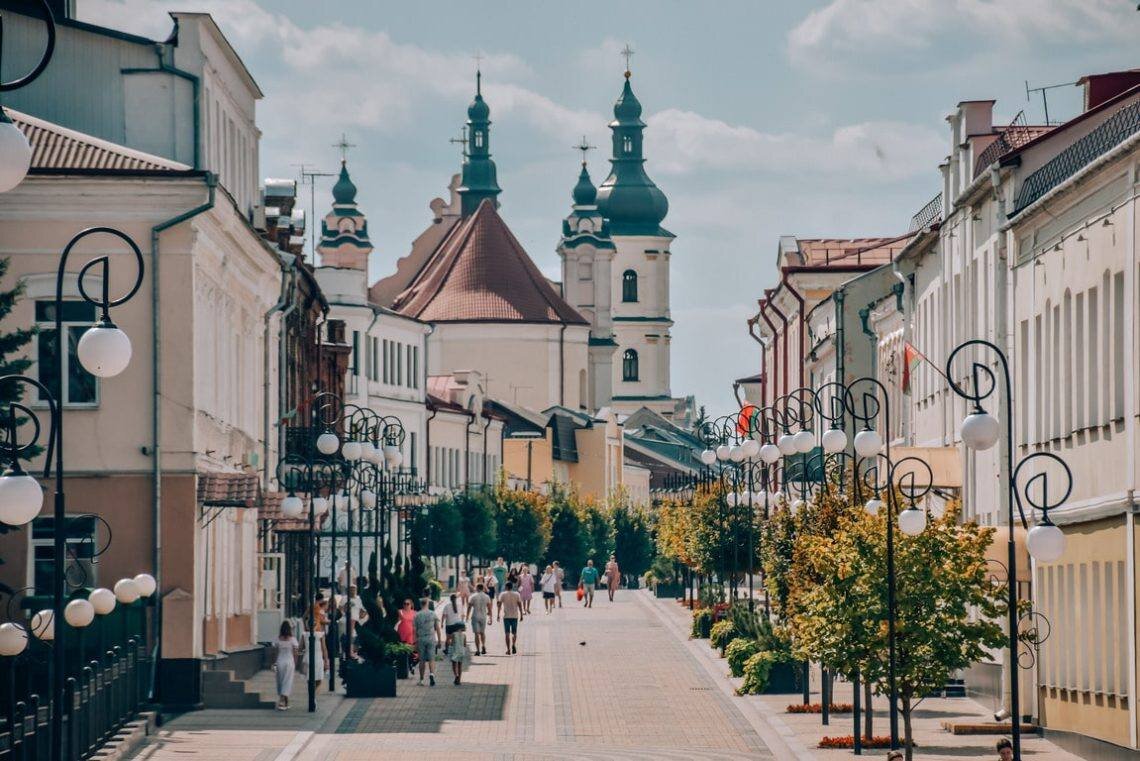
[30,516,96,595]
[474,130,484,148]
[410,432,417,471]
[623,136,632,154]
[622,349,639,382]
[371,337,379,381]
[412,347,419,389]
[382,339,389,383]
[406,345,413,388]
[352,331,360,376]
[622,270,638,302]
[35,301,98,405]
[397,343,403,386]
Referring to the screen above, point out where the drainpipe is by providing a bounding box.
[767,293,790,398]
[890,257,912,444]
[746,313,768,407]
[425,405,438,487]
[263,259,296,486]
[780,272,807,389]
[420,323,433,474]
[482,412,492,486]
[559,323,568,406]
[465,412,476,491]
[275,275,299,472]
[858,305,877,377]
[759,300,781,405]
[150,172,216,691]
[834,290,847,388]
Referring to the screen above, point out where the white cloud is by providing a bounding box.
[788,0,1133,74]
[647,108,944,181]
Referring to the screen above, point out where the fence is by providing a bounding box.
[0,638,148,760]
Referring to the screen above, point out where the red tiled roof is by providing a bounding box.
[10,109,191,172]
[198,472,260,507]
[794,234,915,268]
[391,200,588,325]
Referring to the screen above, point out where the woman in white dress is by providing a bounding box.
[274,620,300,710]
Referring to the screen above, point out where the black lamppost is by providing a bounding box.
[0,0,55,194]
[946,340,1070,760]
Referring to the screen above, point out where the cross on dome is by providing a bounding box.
[332,133,356,162]
[574,136,596,166]
[621,44,634,78]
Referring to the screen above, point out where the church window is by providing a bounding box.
[474,131,484,148]
[623,136,633,154]
[622,270,638,302]
[622,349,639,382]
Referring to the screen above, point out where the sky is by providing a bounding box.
[79,0,1139,417]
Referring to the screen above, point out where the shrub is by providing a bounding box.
[739,650,783,695]
[725,637,761,678]
[710,619,739,652]
[818,735,897,749]
[690,608,714,639]
[428,578,443,600]
[786,703,854,714]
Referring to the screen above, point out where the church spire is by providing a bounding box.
[457,68,502,217]
[318,156,373,270]
[595,53,669,236]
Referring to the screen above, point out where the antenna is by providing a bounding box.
[294,163,336,260]
[1025,79,1078,126]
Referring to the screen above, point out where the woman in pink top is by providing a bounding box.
[518,567,535,615]
[396,598,416,645]
[605,556,621,602]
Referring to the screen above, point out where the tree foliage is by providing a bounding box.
[545,488,588,584]
[612,504,654,581]
[458,490,497,560]
[580,499,614,565]
[493,486,549,565]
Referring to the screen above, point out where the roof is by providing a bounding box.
[972,112,1053,180]
[788,235,915,269]
[391,200,588,324]
[487,399,550,437]
[549,413,580,463]
[426,393,473,416]
[259,491,328,532]
[734,372,763,384]
[1014,98,1140,215]
[908,193,943,232]
[12,108,192,172]
[198,471,260,507]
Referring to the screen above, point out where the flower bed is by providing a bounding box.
[819,735,901,749]
[786,702,853,714]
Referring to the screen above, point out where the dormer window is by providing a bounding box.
[623,136,633,154]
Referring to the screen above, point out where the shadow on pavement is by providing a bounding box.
[335,682,510,733]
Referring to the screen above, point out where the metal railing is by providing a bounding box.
[0,639,148,760]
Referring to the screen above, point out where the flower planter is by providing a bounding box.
[343,660,397,697]
[761,661,802,694]
[395,653,411,679]
[654,583,685,598]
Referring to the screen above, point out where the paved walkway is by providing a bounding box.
[127,590,775,760]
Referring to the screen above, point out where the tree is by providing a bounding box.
[458,491,497,561]
[793,501,1005,760]
[545,490,587,584]
[415,497,463,559]
[493,486,549,565]
[580,499,614,565]
[612,504,653,585]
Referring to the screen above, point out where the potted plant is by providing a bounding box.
[389,643,414,679]
[342,551,401,698]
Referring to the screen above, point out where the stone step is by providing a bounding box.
[201,669,277,709]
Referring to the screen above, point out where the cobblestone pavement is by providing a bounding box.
[129,590,776,761]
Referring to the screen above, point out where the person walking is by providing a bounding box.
[457,571,471,611]
[498,581,523,655]
[273,620,300,710]
[484,571,498,619]
[412,597,440,686]
[518,566,535,615]
[579,559,600,607]
[308,594,328,687]
[540,565,558,614]
[605,556,621,602]
[440,593,466,653]
[466,582,491,656]
[552,561,564,608]
[396,598,416,646]
[995,739,1013,761]
[492,557,508,595]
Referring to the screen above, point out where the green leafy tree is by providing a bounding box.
[793,501,1004,760]
[493,487,549,565]
[545,490,587,584]
[612,504,653,585]
[414,497,463,558]
[458,490,497,562]
[580,500,614,566]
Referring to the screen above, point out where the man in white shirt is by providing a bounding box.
[497,581,524,655]
[466,583,492,656]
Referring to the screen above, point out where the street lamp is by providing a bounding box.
[946,339,1073,760]
[0,0,56,194]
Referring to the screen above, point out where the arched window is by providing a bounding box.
[622,349,639,382]
[474,130,484,148]
[622,270,638,302]
[623,136,633,154]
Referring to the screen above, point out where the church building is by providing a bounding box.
[558,68,679,419]
[378,74,592,413]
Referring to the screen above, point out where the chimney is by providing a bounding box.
[1079,70,1140,112]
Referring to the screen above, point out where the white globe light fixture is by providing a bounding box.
[0,622,27,657]
[715,445,731,462]
[898,507,927,536]
[793,430,815,454]
[76,321,132,378]
[114,578,140,605]
[315,431,340,456]
[281,494,304,519]
[699,449,717,466]
[0,470,43,526]
[864,498,882,516]
[1027,522,1065,562]
[741,439,760,459]
[0,117,33,194]
[88,588,116,616]
[133,573,157,598]
[64,598,95,628]
[341,440,362,461]
[30,610,54,641]
[822,428,847,454]
[853,429,883,459]
[728,445,745,463]
[961,411,1000,451]
[776,434,797,456]
[311,496,329,516]
[791,499,806,513]
[334,491,350,510]
[361,489,377,509]
[759,444,781,464]
[384,444,402,469]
